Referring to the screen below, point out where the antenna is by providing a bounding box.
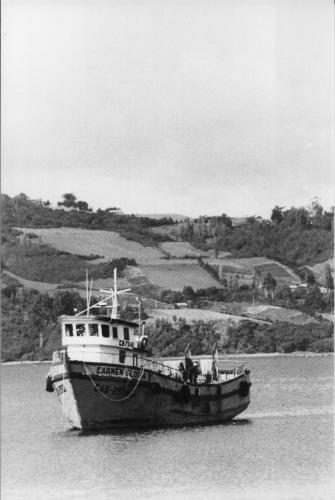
[75,268,130,317]
[86,269,89,318]
[100,268,131,319]
[111,268,118,319]
[137,297,142,335]
[85,271,94,317]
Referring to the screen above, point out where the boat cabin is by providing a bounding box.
[60,315,145,350]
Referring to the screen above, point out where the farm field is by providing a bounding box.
[305,259,334,286]
[216,302,317,325]
[16,227,164,263]
[205,256,300,284]
[160,241,207,258]
[2,270,89,297]
[243,304,318,324]
[161,241,231,259]
[147,307,250,323]
[140,263,221,291]
[150,223,184,240]
[12,228,301,293]
[2,270,61,294]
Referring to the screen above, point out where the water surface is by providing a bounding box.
[1,355,334,499]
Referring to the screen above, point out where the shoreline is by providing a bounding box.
[2,351,333,366]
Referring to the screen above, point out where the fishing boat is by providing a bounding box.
[46,271,251,430]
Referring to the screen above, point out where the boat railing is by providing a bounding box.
[140,358,246,383]
[141,358,182,379]
[219,363,245,380]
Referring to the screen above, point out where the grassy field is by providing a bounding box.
[212,302,317,325]
[13,228,302,294]
[160,241,207,258]
[242,304,318,325]
[148,308,249,323]
[16,227,164,263]
[160,241,231,259]
[305,259,334,285]
[2,270,90,297]
[140,263,221,291]
[146,307,267,325]
[150,223,183,240]
[205,256,300,285]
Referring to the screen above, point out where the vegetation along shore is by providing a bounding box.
[1,193,333,362]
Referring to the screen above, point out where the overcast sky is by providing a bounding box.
[2,0,334,218]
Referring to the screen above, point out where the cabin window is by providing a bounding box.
[124,327,129,340]
[101,325,110,338]
[133,354,138,367]
[76,324,86,336]
[112,327,118,339]
[119,349,126,364]
[65,324,73,337]
[88,324,99,336]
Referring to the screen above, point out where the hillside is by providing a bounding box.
[1,194,333,299]
[144,316,333,357]
[303,259,334,287]
[135,213,189,222]
[1,193,334,361]
[16,227,163,263]
[4,226,304,293]
[152,204,334,271]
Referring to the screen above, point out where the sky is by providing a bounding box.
[2,0,334,218]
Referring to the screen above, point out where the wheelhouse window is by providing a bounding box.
[65,324,73,337]
[76,324,86,336]
[112,327,118,339]
[123,327,129,340]
[88,324,99,336]
[101,325,110,338]
[119,349,126,364]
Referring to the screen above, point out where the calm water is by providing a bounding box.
[1,355,334,500]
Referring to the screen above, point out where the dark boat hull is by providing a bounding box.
[49,358,251,430]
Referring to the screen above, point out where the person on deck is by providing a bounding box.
[185,356,194,383]
[212,360,218,381]
[192,361,201,383]
[179,362,187,382]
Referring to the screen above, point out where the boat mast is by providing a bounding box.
[111,268,118,319]
[86,269,89,317]
[137,297,142,335]
[75,268,130,317]
[100,268,131,319]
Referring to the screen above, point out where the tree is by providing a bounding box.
[76,200,92,211]
[213,222,225,258]
[305,271,316,286]
[262,272,277,300]
[183,286,196,301]
[309,198,323,226]
[57,193,77,209]
[185,219,194,241]
[304,284,325,313]
[324,263,334,290]
[271,206,284,224]
[218,213,233,228]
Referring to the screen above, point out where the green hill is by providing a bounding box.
[1,193,334,361]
